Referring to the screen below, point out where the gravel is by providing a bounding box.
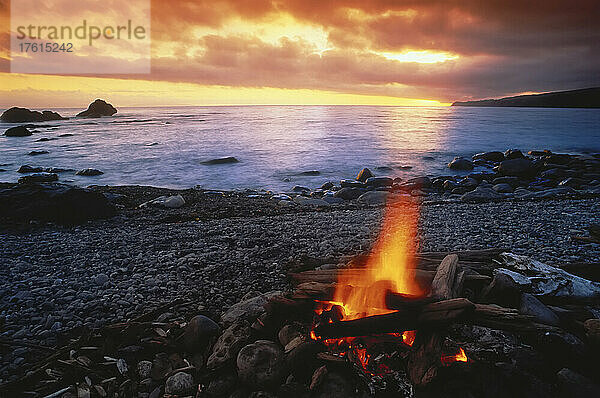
[0,194,599,382]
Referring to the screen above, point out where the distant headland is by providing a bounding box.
[452,87,600,109]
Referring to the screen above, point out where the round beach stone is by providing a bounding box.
[183,315,220,352]
[165,371,195,395]
[237,340,287,388]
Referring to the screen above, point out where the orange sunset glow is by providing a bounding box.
[0,0,598,107]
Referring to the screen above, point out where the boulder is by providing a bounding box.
[472,151,505,162]
[492,183,513,193]
[0,183,116,224]
[333,187,363,200]
[165,372,195,395]
[183,315,220,352]
[460,186,503,202]
[365,176,393,188]
[207,322,252,370]
[504,149,525,159]
[442,180,458,191]
[237,340,287,388]
[357,191,389,205]
[400,176,432,190]
[76,168,104,176]
[76,99,117,117]
[292,186,311,193]
[519,293,559,326]
[18,173,59,184]
[448,157,473,170]
[492,176,521,187]
[221,291,281,328]
[320,182,334,190]
[339,179,365,188]
[496,158,536,177]
[356,168,374,182]
[1,107,65,122]
[140,195,186,209]
[4,126,32,137]
[458,177,479,188]
[200,157,239,165]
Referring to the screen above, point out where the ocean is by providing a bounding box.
[1,106,599,191]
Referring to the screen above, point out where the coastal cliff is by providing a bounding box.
[452,87,600,108]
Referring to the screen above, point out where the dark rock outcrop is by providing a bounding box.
[200,157,239,165]
[0,183,116,224]
[76,168,104,176]
[18,173,59,184]
[496,158,536,177]
[76,99,117,118]
[473,151,505,162]
[0,107,66,123]
[448,157,474,170]
[4,126,32,137]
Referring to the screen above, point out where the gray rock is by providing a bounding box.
[460,186,503,202]
[339,179,365,188]
[333,187,363,200]
[448,157,473,170]
[292,186,311,193]
[365,176,393,188]
[18,173,58,184]
[94,273,109,286]
[519,293,559,326]
[237,340,286,388]
[356,168,373,182]
[140,195,185,209]
[473,151,505,162]
[27,150,49,156]
[493,183,513,193]
[183,315,220,352]
[137,360,153,379]
[207,322,252,370]
[200,156,239,165]
[504,149,525,159]
[357,191,389,205]
[165,372,195,395]
[496,158,535,177]
[76,168,104,176]
[221,291,281,328]
[5,126,33,137]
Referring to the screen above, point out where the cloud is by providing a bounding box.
[1,0,599,101]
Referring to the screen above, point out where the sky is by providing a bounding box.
[0,0,599,107]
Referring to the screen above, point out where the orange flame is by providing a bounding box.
[332,196,423,320]
[311,197,425,373]
[441,347,468,365]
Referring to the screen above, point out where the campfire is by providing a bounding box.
[308,196,469,380]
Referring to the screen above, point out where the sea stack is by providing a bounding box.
[77,99,118,118]
[0,107,66,122]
